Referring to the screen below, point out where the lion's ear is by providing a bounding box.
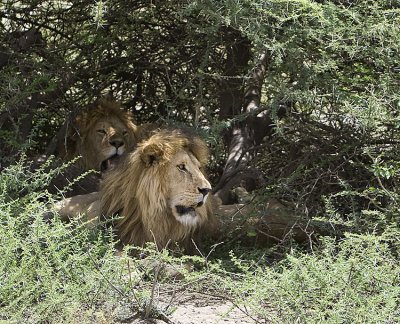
[140,143,166,166]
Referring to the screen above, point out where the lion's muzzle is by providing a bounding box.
[173,188,211,226]
[175,205,196,215]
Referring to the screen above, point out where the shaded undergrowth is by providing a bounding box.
[1,161,399,323]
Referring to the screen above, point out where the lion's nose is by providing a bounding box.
[110,139,124,148]
[198,187,211,197]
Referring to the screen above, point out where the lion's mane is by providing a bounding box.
[100,129,216,250]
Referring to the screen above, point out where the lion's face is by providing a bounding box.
[86,117,133,171]
[166,149,212,227]
[63,98,138,171]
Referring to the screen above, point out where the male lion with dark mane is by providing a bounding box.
[48,98,139,196]
[59,97,138,171]
[100,129,217,251]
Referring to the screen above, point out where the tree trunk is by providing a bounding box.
[215,46,273,203]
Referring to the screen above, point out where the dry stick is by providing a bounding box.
[144,230,161,319]
[206,242,225,260]
[191,239,205,259]
[376,174,399,207]
[126,257,143,309]
[142,231,174,323]
[222,201,257,246]
[144,261,161,319]
[161,274,211,294]
[302,219,316,253]
[255,228,283,243]
[127,251,174,323]
[164,285,177,314]
[191,239,224,272]
[127,258,133,288]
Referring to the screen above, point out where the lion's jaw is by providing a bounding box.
[166,150,212,227]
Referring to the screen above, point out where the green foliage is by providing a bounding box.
[0,161,399,322]
[0,162,142,322]
[207,233,400,322]
[271,234,399,322]
[1,1,400,322]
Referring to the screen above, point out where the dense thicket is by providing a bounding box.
[1,0,400,226]
[1,1,400,322]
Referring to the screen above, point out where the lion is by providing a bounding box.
[99,128,217,251]
[45,98,139,196]
[58,97,138,171]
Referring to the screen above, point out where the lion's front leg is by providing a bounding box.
[52,192,101,228]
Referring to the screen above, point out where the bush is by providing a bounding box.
[1,160,399,322]
[0,161,143,322]
[210,233,400,322]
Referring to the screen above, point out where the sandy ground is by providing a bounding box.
[152,293,258,324]
[165,300,256,323]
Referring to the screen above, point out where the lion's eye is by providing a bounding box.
[177,163,186,172]
[97,129,107,135]
[122,130,128,136]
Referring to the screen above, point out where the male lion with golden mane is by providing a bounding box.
[59,97,138,171]
[100,128,217,251]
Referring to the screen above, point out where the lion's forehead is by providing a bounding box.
[94,119,128,134]
[188,152,202,168]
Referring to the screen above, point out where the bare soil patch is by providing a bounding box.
[161,293,256,324]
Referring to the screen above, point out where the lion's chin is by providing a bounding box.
[174,205,200,227]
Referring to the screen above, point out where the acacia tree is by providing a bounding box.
[185,0,400,211]
[1,0,400,221]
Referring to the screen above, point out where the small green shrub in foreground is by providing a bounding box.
[0,199,126,322]
[208,233,400,323]
[0,161,152,322]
